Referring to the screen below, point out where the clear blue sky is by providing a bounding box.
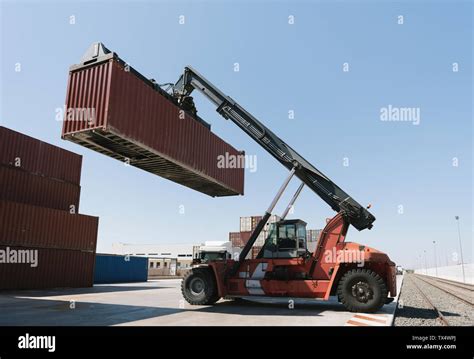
[1,0,472,269]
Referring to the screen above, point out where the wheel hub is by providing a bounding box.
[351,281,373,303]
[190,277,205,296]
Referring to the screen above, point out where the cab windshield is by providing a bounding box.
[266,222,307,250]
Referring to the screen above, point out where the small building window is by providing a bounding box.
[164,262,168,267]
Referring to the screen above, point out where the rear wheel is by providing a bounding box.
[181,268,220,305]
[337,268,387,313]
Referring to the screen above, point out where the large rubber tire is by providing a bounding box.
[181,268,220,305]
[337,268,388,313]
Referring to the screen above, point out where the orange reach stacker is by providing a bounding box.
[85,43,397,313]
[170,66,397,312]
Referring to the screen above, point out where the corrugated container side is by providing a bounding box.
[0,246,95,290]
[63,61,111,134]
[106,59,244,193]
[229,232,242,247]
[241,216,266,232]
[0,126,82,185]
[0,200,98,252]
[229,232,240,240]
[62,58,244,197]
[94,254,148,283]
[239,231,252,247]
[0,165,81,212]
[230,230,264,248]
[239,217,250,232]
[251,216,263,231]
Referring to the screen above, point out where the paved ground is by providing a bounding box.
[0,276,402,326]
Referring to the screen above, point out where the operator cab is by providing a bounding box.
[260,219,307,259]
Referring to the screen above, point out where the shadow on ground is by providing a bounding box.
[0,295,346,326]
[395,305,461,320]
[0,283,167,297]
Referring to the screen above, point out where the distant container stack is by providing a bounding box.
[230,215,322,258]
[239,216,262,232]
[0,126,99,290]
[230,215,281,259]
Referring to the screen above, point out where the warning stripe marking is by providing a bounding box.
[346,319,369,326]
[353,314,387,324]
[345,314,390,327]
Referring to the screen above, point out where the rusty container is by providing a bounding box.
[0,245,95,290]
[0,165,80,212]
[229,231,253,248]
[0,126,82,185]
[229,232,242,247]
[62,46,244,197]
[0,200,98,252]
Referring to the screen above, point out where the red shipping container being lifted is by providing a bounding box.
[0,200,98,252]
[0,165,81,212]
[0,126,82,185]
[62,44,244,197]
[0,245,95,289]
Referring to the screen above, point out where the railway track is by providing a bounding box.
[418,274,474,291]
[414,274,473,307]
[409,275,450,326]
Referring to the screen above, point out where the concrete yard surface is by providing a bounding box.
[0,276,402,326]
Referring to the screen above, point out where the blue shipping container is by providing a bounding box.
[94,254,148,284]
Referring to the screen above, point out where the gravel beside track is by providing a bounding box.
[394,274,473,326]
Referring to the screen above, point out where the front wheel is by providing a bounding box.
[337,268,388,313]
[181,268,220,305]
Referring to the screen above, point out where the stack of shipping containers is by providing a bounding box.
[229,215,280,259]
[229,215,322,257]
[0,127,99,290]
